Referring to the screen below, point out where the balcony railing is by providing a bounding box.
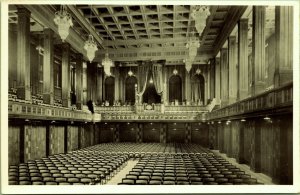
[207,82,293,120]
[8,101,99,122]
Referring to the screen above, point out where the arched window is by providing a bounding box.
[105,76,115,105]
[169,75,182,103]
[125,76,137,105]
[191,74,205,105]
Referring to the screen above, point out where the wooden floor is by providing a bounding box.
[106,160,139,185]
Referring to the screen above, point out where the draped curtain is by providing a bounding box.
[137,63,151,100]
[152,63,163,95]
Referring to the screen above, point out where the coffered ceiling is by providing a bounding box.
[8,4,278,65]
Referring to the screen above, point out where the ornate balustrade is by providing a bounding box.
[94,105,135,113]
[164,105,209,113]
[101,112,206,122]
[8,100,210,122]
[8,101,99,122]
[207,82,293,120]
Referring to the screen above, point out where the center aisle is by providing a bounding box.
[106,159,139,185]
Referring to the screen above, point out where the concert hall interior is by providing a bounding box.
[4,3,295,187]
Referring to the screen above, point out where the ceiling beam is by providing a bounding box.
[105,37,187,46]
[200,6,218,42]
[213,6,247,55]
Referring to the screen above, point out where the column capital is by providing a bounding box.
[17,7,31,17]
[239,18,249,24]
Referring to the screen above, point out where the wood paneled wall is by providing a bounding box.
[8,126,21,165]
[8,122,93,165]
[209,114,293,184]
[49,126,65,155]
[24,125,46,162]
[67,126,79,152]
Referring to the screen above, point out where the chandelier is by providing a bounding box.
[54,5,73,42]
[183,58,193,73]
[186,36,200,60]
[102,53,113,76]
[196,68,201,75]
[84,34,98,62]
[173,68,178,75]
[191,5,210,35]
[128,70,133,76]
[184,33,200,72]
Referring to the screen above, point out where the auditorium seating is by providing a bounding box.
[118,153,260,185]
[8,143,261,185]
[9,152,129,185]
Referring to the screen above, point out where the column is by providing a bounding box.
[16,8,31,101]
[163,66,168,104]
[228,36,238,104]
[61,43,71,107]
[252,6,266,95]
[206,67,210,104]
[114,66,120,104]
[86,62,97,102]
[43,28,54,104]
[220,48,229,106]
[137,123,143,143]
[75,53,83,109]
[185,123,191,143]
[96,66,103,104]
[210,59,215,99]
[274,6,293,87]
[215,57,221,101]
[238,19,249,100]
[185,71,191,104]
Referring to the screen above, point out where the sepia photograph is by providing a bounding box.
[0,0,299,194]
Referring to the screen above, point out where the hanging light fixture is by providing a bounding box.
[185,31,199,72]
[128,66,133,76]
[173,65,178,75]
[183,58,193,73]
[196,64,201,75]
[186,35,200,60]
[102,53,113,76]
[191,5,210,35]
[149,77,154,84]
[54,5,73,42]
[84,5,98,62]
[84,34,98,62]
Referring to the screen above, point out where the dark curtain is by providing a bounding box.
[191,74,205,104]
[125,76,137,105]
[105,76,115,105]
[169,75,182,103]
[142,84,161,104]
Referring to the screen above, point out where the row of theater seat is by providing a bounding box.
[118,153,260,185]
[8,143,262,185]
[9,152,129,185]
[81,143,211,155]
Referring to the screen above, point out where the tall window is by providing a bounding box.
[191,74,205,105]
[105,76,115,105]
[169,75,182,103]
[125,76,137,105]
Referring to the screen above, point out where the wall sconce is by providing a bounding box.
[241,119,246,122]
